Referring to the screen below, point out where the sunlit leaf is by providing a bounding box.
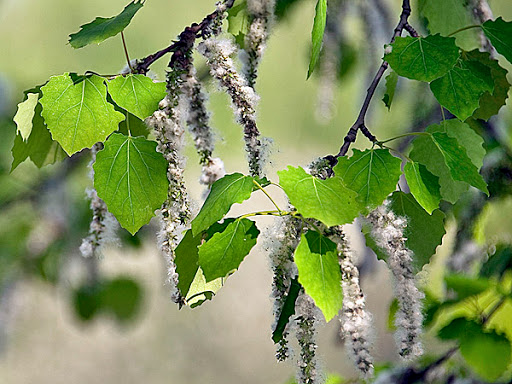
[307,0,327,79]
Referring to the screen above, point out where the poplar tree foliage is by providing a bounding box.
[5,0,512,382]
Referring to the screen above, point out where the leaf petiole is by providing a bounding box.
[252,179,282,213]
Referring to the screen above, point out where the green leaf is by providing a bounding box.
[334,149,402,210]
[11,102,67,171]
[387,192,446,272]
[480,244,512,279]
[481,17,512,64]
[186,269,223,308]
[294,231,343,322]
[93,133,169,235]
[191,173,255,236]
[40,74,125,155]
[444,274,492,300]
[278,166,360,227]
[430,59,493,120]
[272,277,301,343]
[69,0,145,49]
[198,218,259,282]
[384,35,459,82]
[307,0,327,79]
[101,277,143,323]
[466,50,511,121]
[14,93,39,140]
[404,161,441,214]
[439,318,511,382]
[419,0,480,50]
[227,0,249,49]
[409,122,488,203]
[387,298,399,331]
[382,71,398,110]
[73,284,102,321]
[174,229,202,299]
[108,75,166,120]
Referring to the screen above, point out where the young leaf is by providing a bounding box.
[307,0,327,79]
[334,149,402,210]
[40,74,125,155]
[277,166,360,227]
[11,102,67,171]
[404,161,441,214]
[186,269,223,308]
[481,17,512,64]
[93,133,169,235]
[419,0,479,50]
[444,274,492,300]
[384,35,459,82]
[69,0,145,49]
[430,59,493,120]
[294,231,343,322]
[191,173,255,236]
[382,70,398,110]
[387,192,446,272]
[108,75,166,120]
[466,50,511,121]
[227,0,249,48]
[198,218,259,282]
[13,93,39,140]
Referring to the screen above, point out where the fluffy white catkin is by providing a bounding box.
[242,0,275,88]
[198,38,263,177]
[263,214,302,361]
[338,232,375,379]
[181,65,226,186]
[293,294,324,384]
[79,143,119,259]
[367,203,424,360]
[147,69,190,305]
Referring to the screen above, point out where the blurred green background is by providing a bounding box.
[0,0,511,383]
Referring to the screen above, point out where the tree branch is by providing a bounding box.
[133,0,235,74]
[328,0,418,163]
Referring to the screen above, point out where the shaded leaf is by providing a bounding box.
[198,218,259,282]
[101,277,143,323]
[404,161,441,214]
[384,35,459,82]
[307,0,327,79]
[334,149,402,210]
[419,0,480,50]
[174,229,202,299]
[40,74,125,155]
[480,244,512,279]
[93,133,169,234]
[272,278,301,343]
[191,173,254,236]
[466,50,511,121]
[481,17,512,64]
[382,70,398,110]
[108,74,166,120]
[445,274,492,300]
[294,231,343,322]
[388,192,446,272]
[227,0,249,48]
[430,59,493,120]
[278,166,360,227]
[118,110,150,138]
[11,102,67,171]
[69,0,145,49]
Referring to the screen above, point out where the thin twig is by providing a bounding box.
[121,32,133,72]
[327,0,418,164]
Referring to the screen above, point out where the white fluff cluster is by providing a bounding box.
[200,157,226,186]
[182,65,216,165]
[293,294,324,384]
[80,144,119,259]
[262,214,302,361]
[242,0,275,88]
[448,241,484,273]
[146,70,190,304]
[367,203,424,360]
[337,232,375,379]
[198,38,263,177]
